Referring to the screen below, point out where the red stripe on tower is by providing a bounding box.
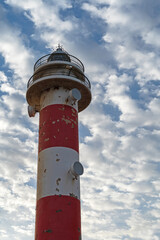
[36,196,81,239]
[26,46,91,240]
[39,104,79,153]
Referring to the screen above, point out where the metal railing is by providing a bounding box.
[27,67,91,89]
[34,53,85,72]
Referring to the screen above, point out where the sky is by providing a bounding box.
[0,0,160,239]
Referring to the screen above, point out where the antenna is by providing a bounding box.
[57,43,63,49]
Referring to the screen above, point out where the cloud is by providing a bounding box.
[0,13,34,86]
[0,71,7,82]
[82,1,160,84]
[5,0,74,50]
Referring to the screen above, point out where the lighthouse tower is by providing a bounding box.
[26,46,91,240]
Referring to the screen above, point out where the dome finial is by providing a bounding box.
[57,43,63,50]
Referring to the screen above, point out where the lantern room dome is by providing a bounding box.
[48,47,71,62]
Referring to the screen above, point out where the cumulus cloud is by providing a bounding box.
[0,71,7,82]
[5,0,74,50]
[82,1,160,83]
[0,12,34,86]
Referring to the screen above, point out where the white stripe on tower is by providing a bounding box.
[35,87,81,240]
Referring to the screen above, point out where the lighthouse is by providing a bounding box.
[26,46,91,239]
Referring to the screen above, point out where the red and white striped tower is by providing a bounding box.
[26,46,91,240]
